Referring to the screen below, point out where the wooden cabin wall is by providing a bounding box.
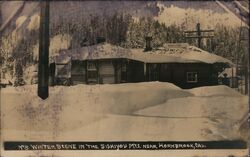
[115,63,122,83]
[71,60,86,85]
[147,63,217,89]
[146,64,160,81]
[52,59,221,89]
[169,63,215,89]
[49,63,55,86]
[211,66,219,85]
[159,64,172,82]
[171,65,185,87]
[69,59,120,85]
[127,60,144,83]
[114,59,127,83]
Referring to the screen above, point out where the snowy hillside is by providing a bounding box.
[156,2,243,29]
[0,1,246,33]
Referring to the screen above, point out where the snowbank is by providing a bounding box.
[0,82,247,142]
[135,85,247,140]
[1,82,188,131]
[98,82,191,114]
[188,85,242,97]
[136,96,247,122]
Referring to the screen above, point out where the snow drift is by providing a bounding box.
[1,82,247,142]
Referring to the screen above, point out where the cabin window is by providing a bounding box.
[87,61,98,83]
[186,72,198,83]
[121,64,126,72]
[87,62,97,71]
[71,61,85,75]
[56,64,70,78]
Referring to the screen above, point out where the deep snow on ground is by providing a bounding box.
[1,82,248,140]
[0,82,249,156]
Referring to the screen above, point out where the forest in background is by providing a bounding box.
[0,12,249,86]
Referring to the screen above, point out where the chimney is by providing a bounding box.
[144,36,152,52]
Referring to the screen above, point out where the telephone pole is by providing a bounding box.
[184,23,214,49]
[38,0,49,99]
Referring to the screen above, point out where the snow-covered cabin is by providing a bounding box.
[49,43,233,89]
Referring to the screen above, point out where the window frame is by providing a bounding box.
[87,61,97,71]
[55,63,71,78]
[87,61,98,84]
[186,72,198,83]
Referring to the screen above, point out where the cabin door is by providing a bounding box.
[99,61,115,84]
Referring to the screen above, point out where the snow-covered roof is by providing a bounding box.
[52,43,233,66]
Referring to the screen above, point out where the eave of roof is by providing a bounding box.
[52,43,234,67]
